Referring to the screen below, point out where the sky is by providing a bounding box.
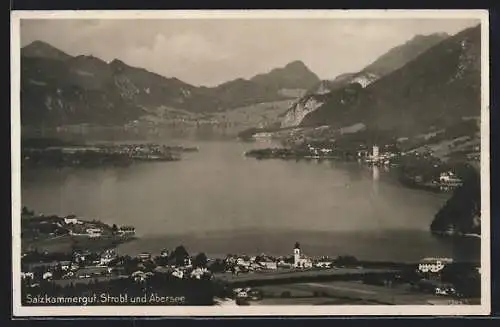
[20,18,479,87]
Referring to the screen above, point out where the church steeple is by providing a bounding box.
[293,242,301,267]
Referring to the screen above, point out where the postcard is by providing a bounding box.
[11,9,490,316]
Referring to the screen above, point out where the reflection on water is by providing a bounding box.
[372,165,380,195]
[372,165,380,181]
[20,139,478,262]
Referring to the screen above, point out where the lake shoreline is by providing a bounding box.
[21,140,477,264]
[114,228,480,264]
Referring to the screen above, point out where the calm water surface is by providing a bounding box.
[21,139,479,262]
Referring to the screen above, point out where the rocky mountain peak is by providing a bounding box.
[250,60,320,91]
[21,40,72,61]
[283,60,309,71]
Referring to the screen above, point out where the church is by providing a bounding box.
[293,242,313,269]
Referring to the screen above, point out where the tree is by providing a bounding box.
[208,259,226,273]
[112,224,118,234]
[143,260,156,272]
[193,253,208,268]
[22,206,30,215]
[53,263,64,279]
[123,256,139,275]
[334,255,358,267]
[171,245,189,266]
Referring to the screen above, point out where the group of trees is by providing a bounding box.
[111,245,210,277]
[333,255,359,267]
[431,165,480,234]
[440,263,481,297]
[150,245,207,268]
[21,206,35,216]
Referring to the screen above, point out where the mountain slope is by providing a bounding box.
[21,56,145,126]
[362,32,449,76]
[20,43,318,126]
[281,32,451,128]
[298,25,481,135]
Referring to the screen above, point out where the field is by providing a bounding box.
[215,267,398,285]
[248,281,473,305]
[252,297,369,305]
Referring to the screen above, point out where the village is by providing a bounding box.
[20,208,480,306]
[95,143,198,160]
[245,141,467,193]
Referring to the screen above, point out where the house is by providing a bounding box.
[42,271,53,280]
[75,266,109,278]
[416,279,455,295]
[131,270,147,283]
[314,261,333,269]
[293,242,313,269]
[190,267,209,279]
[259,261,277,270]
[236,290,248,298]
[62,271,75,279]
[236,258,251,268]
[418,257,453,273]
[172,269,184,279]
[137,252,151,261]
[118,226,136,236]
[73,250,91,262]
[100,252,116,266]
[248,263,262,271]
[435,284,456,296]
[225,256,237,265]
[64,216,80,225]
[277,261,293,269]
[154,266,173,274]
[234,287,251,298]
[86,228,103,238]
[21,272,34,280]
[60,261,72,271]
[439,171,462,186]
[357,150,369,158]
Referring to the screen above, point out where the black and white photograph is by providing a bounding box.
[11,10,490,316]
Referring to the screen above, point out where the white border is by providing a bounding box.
[11,9,490,317]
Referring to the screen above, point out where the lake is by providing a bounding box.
[20,139,480,262]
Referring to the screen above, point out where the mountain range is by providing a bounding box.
[20,25,481,136]
[20,41,320,126]
[281,26,481,137]
[280,32,452,128]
